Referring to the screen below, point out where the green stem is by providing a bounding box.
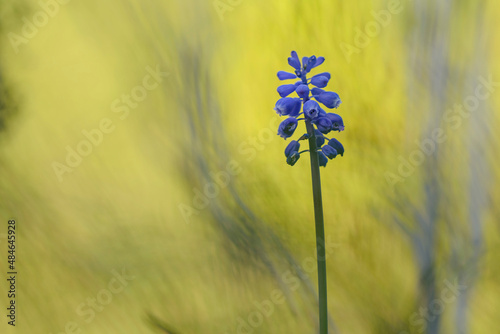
[305,119,328,334]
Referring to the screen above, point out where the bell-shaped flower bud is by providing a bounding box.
[311,87,325,96]
[284,140,300,158]
[318,151,328,167]
[316,92,341,109]
[274,98,302,117]
[277,117,299,139]
[295,84,309,99]
[325,113,345,132]
[311,75,330,88]
[322,145,338,159]
[311,57,325,69]
[314,117,333,134]
[286,152,300,166]
[303,100,321,120]
[328,138,344,156]
[288,51,301,70]
[315,129,325,147]
[277,84,297,98]
[277,71,297,80]
[305,55,317,72]
[312,72,331,80]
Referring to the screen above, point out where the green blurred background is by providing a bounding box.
[0,0,499,333]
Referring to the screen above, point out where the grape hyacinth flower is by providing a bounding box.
[277,117,298,139]
[322,145,338,159]
[274,51,347,334]
[274,97,301,117]
[275,51,345,167]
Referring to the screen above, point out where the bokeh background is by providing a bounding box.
[0,0,499,333]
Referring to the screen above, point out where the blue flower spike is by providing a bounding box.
[274,51,345,167]
[273,51,349,334]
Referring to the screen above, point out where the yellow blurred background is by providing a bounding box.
[0,0,499,333]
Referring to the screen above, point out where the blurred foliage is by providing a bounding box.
[0,0,499,333]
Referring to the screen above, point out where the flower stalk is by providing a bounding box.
[305,119,329,334]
